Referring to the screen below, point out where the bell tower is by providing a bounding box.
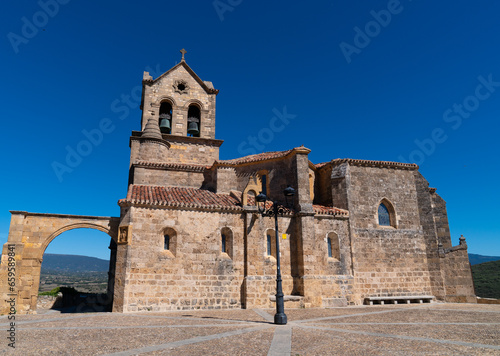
[130,49,224,170]
[140,49,219,139]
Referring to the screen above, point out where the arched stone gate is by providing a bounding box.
[0,211,120,314]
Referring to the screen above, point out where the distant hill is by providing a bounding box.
[41,254,110,273]
[471,260,500,299]
[469,253,500,266]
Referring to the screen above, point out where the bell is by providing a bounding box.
[159,118,171,133]
[159,114,171,134]
[187,121,199,136]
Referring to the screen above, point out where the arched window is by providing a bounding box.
[266,229,276,258]
[378,204,390,226]
[327,232,340,260]
[159,102,172,134]
[221,227,233,258]
[162,227,177,256]
[187,105,201,137]
[377,199,396,228]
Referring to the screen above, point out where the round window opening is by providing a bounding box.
[177,83,186,91]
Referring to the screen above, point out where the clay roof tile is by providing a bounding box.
[120,185,242,211]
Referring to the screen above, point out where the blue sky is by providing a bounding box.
[1,0,499,260]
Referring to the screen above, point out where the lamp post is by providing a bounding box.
[256,185,295,325]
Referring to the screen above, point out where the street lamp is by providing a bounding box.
[256,185,295,325]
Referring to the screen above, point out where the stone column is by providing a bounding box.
[172,106,188,136]
[290,147,323,306]
[292,147,313,214]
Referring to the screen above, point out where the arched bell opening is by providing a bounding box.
[187,104,201,137]
[159,102,173,134]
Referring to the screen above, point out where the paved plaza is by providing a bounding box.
[1,303,499,355]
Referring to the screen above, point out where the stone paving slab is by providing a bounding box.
[283,306,398,321]
[291,327,500,356]
[156,328,276,356]
[429,303,500,312]
[0,303,498,355]
[12,314,248,329]
[312,308,500,324]
[147,309,269,323]
[325,324,500,346]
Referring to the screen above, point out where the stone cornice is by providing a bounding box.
[9,211,119,221]
[133,161,207,172]
[139,136,171,148]
[330,158,418,170]
[131,131,224,147]
[293,146,311,155]
[118,202,243,214]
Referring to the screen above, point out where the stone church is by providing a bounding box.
[1,51,476,314]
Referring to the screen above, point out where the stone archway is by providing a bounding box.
[0,211,120,314]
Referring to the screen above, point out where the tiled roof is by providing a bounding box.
[313,205,349,217]
[119,185,242,211]
[216,150,294,166]
[119,186,348,216]
[314,162,329,169]
[134,161,207,172]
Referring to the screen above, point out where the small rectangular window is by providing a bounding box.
[164,235,170,250]
[327,237,332,258]
[221,234,226,253]
[267,234,272,256]
[261,175,267,196]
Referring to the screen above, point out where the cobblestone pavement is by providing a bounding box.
[1,303,499,355]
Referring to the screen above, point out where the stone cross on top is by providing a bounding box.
[180,48,187,61]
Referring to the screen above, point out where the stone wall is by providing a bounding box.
[130,133,222,167]
[162,137,221,165]
[114,207,245,312]
[138,140,169,163]
[133,167,205,188]
[414,172,447,300]
[113,199,355,311]
[339,164,435,300]
[215,156,298,198]
[441,247,476,303]
[314,165,331,206]
[330,163,350,210]
[243,213,299,308]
